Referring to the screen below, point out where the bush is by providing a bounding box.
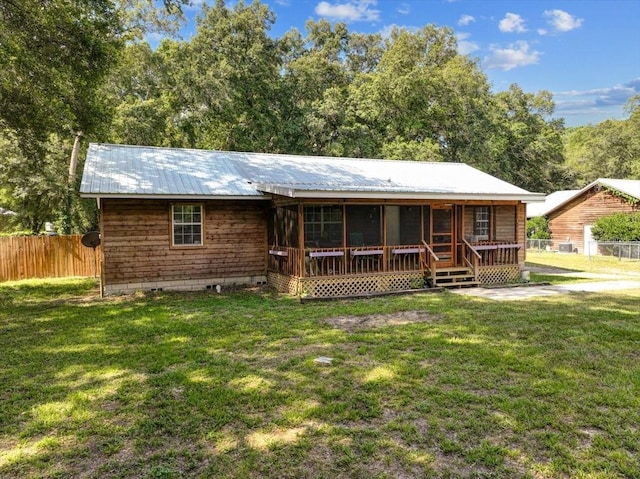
[527,216,551,239]
[590,212,640,241]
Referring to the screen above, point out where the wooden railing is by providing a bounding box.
[461,239,481,282]
[269,245,429,277]
[268,246,303,277]
[472,241,523,266]
[268,241,522,279]
[420,240,439,286]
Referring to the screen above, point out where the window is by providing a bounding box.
[172,204,203,246]
[304,205,343,247]
[474,206,490,237]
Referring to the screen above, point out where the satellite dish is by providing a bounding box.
[81,231,101,249]
[81,232,101,279]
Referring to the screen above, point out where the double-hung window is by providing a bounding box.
[172,204,203,246]
[474,206,490,238]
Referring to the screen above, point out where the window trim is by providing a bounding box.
[170,203,205,248]
[473,206,490,238]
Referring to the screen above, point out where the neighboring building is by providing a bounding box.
[526,190,580,218]
[80,143,543,298]
[537,179,640,254]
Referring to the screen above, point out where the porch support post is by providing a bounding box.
[298,202,305,277]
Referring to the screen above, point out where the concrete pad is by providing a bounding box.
[452,280,640,301]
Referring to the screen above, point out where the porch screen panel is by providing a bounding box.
[422,206,430,243]
[346,205,382,246]
[304,205,343,247]
[387,206,421,245]
[269,206,298,247]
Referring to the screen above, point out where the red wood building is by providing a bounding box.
[529,179,640,254]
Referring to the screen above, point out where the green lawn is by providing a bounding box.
[1,276,639,478]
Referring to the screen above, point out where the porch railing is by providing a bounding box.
[269,245,428,277]
[472,241,523,266]
[461,239,481,282]
[420,240,439,286]
[268,241,522,278]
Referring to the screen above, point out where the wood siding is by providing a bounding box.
[548,188,639,253]
[101,199,268,286]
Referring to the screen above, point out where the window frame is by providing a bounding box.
[170,203,205,248]
[473,206,490,238]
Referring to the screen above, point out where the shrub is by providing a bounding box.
[590,212,640,241]
[526,216,551,239]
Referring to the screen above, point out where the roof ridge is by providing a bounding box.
[89,142,464,166]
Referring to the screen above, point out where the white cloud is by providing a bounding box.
[499,13,527,33]
[398,3,410,15]
[456,32,479,56]
[379,23,418,39]
[458,14,475,26]
[274,0,291,5]
[485,41,540,71]
[555,79,640,106]
[315,0,380,22]
[544,9,583,32]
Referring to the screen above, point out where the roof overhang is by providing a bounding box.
[80,193,270,201]
[256,183,545,202]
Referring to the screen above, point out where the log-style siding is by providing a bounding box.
[548,188,639,253]
[101,199,268,288]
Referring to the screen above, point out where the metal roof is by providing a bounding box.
[526,190,580,217]
[532,178,640,217]
[80,143,544,201]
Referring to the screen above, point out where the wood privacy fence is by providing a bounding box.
[0,235,102,282]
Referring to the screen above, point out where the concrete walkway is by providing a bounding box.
[452,280,640,301]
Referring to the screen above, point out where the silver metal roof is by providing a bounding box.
[80,143,544,201]
[529,178,640,217]
[526,190,580,217]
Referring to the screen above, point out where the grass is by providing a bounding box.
[1,270,639,478]
[526,251,640,277]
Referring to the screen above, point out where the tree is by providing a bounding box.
[0,0,189,234]
[564,96,640,183]
[178,0,282,152]
[490,85,567,192]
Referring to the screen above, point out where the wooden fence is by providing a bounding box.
[0,235,102,282]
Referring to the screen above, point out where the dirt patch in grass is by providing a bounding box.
[324,310,442,331]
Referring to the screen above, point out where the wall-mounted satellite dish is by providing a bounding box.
[81,231,101,249]
[81,231,101,278]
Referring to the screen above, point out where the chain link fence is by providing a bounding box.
[590,241,640,261]
[526,239,640,261]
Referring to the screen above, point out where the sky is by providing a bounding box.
[177,0,640,127]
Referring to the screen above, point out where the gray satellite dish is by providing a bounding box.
[81,231,101,248]
[81,231,101,278]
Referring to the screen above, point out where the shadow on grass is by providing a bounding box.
[1,286,639,478]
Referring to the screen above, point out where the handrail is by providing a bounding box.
[421,240,439,286]
[461,238,480,282]
[461,238,481,260]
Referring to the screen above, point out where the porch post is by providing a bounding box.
[298,202,305,277]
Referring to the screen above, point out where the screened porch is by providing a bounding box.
[267,201,525,296]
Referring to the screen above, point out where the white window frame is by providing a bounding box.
[474,206,490,238]
[171,204,204,247]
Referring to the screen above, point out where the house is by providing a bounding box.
[80,143,544,298]
[535,178,640,254]
[526,190,580,219]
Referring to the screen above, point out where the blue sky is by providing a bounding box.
[178,0,640,127]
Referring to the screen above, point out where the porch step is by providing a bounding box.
[429,267,479,289]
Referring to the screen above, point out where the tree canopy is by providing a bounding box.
[1,0,638,234]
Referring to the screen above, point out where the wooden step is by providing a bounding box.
[429,267,479,288]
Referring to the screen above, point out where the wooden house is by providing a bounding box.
[80,143,543,298]
[532,179,640,254]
